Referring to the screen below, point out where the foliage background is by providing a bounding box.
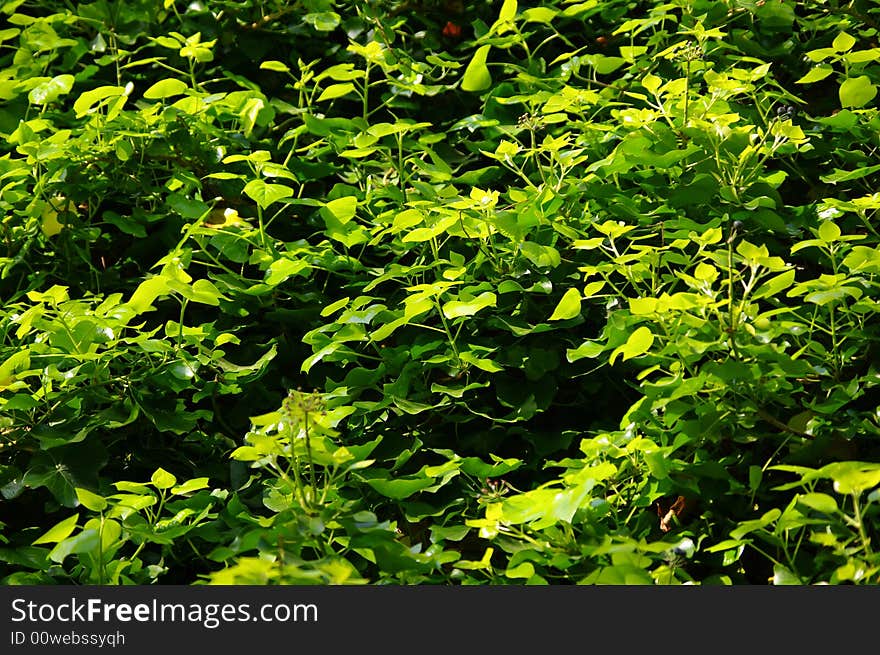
[1,0,879,584]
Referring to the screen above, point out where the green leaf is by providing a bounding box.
[320,297,350,317]
[48,529,100,564]
[462,45,492,92]
[609,326,654,364]
[705,538,747,554]
[32,514,78,545]
[795,65,834,85]
[28,74,74,105]
[813,109,858,130]
[260,60,290,73]
[749,466,763,492]
[442,292,497,319]
[151,468,177,490]
[820,164,880,184]
[459,456,521,478]
[243,179,294,209]
[151,35,183,49]
[230,446,261,462]
[363,476,436,500]
[591,55,626,75]
[521,7,556,23]
[752,270,796,300]
[126,276,169,315]
[188,279,225,305]
[143,78,188,99]
[168,360,195,381]
[520,241,560,268]
[548,288,582,321]
[643,450,670,479]
[167,193,210,219]
[75,488,107,512]
[321,196,358,224]
[845,48,880,64]
[506,562,535,579]
[832,32,856,53]
[0,28,21,43]
[567,340,604,362]
[500,484,591,526]
[839,76,877,108]
[265,257,310,286]
[642,73,662,95]
[317,83,355,102]
[818,221,841,242]
[114,481,153,494]
[304,12,341,31]
[824,463,880,495]
[73,85,126,117]
[402,214,457,243]
[0,349,30,386]
[582,565,653,585]
[498,0,517,22]
[620,46,648,62]
[459,351,504,372]
[797,493,838,514]
[456,547,494,571]
[772,564,801,585]
[729,508,781,540]
[172,477,210,495]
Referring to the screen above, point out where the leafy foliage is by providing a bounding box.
[1,0,879,585]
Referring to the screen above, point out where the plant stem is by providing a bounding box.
[852,493,873,557]
[304,411,318,501]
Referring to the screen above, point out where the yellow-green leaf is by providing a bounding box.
[442,292,497,319]
[73,85,126,117]
[317,83,355,102]
[549,288,582,321]
[172,477,210,495]
[832,32,856,53]
[243,179,294,209]
[33,514,78,545]
[610,326,654,364]
[323,196,358,224]
[839,75,877,108]
[260,60,290,73]
[126,276,169,315]
[48,530,100,564]
[795,65,834,85]
[364,476,436,499]
[462,45,492,92]
[151,468,177,490]
[28,74,74,105]
[143,78,188,99]
[75,488,107,512]
[818,221,841,242]
[498,0,517,22]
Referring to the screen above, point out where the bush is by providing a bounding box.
[1,0,879,585]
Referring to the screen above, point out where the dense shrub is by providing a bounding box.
[1,0,879,584]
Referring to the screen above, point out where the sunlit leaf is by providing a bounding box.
[75,488,107,512]
[243,179,294,209]
[609,326,654,364]
[462,45,492,92]
[143,78,188,99]
[442,292,497,319]
[151,468,177,490]
[48,530,100,563]
[548,288,582,321]
[839,75,876,108]
[317,83,355,102]
[28,74,74,105]
[32,514,79,545]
